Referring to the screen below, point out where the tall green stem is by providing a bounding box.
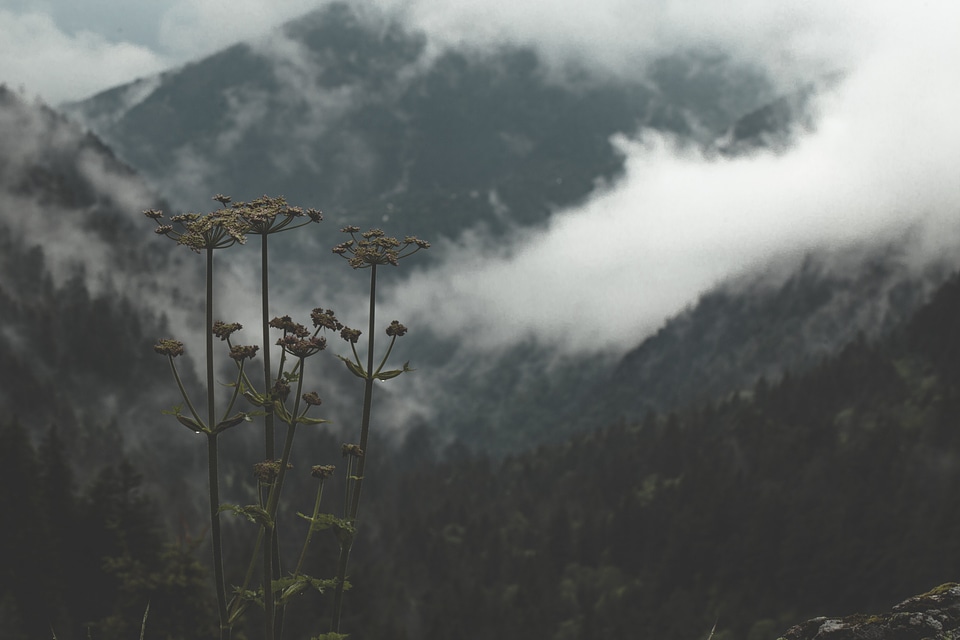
[331,264,378,632]
[261,361,305,640]
[258,233,284,640]
[349,263,377,520]
[206,247,229,639]
[261,234,275,460]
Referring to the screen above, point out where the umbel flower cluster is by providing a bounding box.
[332,226,429,268]
[144,194,427,640]
[144,194,322,251]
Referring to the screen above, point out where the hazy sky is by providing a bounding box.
[4,0,960,357]
[2,0,863,105]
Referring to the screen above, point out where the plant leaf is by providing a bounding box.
[219,503,273,528]
[375,361,414,381]
[175,413,207,434]
[337,355,368,379]
[214,412,250,434]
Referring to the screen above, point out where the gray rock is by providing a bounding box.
[778,584,960,640]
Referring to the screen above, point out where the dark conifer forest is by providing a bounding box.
[6,268,960,638]
[4,5,960,638]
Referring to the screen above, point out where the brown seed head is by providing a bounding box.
[311,464,335,479]
[229,344,259,362]
[340,327,362,344]
[212,321,242,341]
[385,320,408,337]
[341,443,364,458]
[154,339,185,357]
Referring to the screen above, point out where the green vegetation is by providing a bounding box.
[146,195,428,638]
[320,272,960,639]
[0,420,213,639]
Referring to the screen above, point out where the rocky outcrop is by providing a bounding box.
[778,584,960,640]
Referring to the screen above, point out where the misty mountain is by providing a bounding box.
[63,2,779,239]
[0,84,198,473]
[421,235,957,454]
[262,266,960,640]
[56,1,897,453]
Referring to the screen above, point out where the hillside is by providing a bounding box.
[312,266,960,640]
[63,2,778,238]
[59,1,953,459]
[0,85,191,451]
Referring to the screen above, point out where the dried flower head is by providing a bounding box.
[332,226,429,269]
[278,335,326,358]
[340,327,362,344]
[144,196,258,251]
[154,339,185,357]
[253,459,293,483]
[302,392,322,406]
[269,315,310,337]
[341,443,364,458]
[310,308,343,332]
[229,345,259,362]
[212,321,242,341]
[232,195,323,235]
[272,379,291,401]
[385,320,408,337]
[311,464,335,479]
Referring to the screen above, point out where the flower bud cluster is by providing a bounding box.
[341,443,364,458]
[254,459,293,483]
[229,345,259,362]
[144,194,322,252]
[212,321,243,341]
[385,321,408,337]
[332,226,429,269]
[154,339,185,357]
[311,464,335,479]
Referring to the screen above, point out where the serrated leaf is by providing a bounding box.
[297,512,356,536]
[219,503,273,528]
[275,575,339,603]
[161,404,183,416]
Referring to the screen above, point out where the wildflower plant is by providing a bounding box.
[145,197,427,639]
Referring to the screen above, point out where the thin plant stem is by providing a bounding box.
[331,263,378,632]
[294,479,326,577]
[261,358,306,640]
[351,263,378,520]
[257,232,285,640]
[261,233,275,460]
[205,246,229,640]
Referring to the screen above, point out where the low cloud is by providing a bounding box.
[382,2,960,354]
[0,9,169,105]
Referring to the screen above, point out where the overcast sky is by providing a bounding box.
[3,0,960,357]
[1,0,869,105]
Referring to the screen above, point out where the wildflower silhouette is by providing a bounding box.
[328,227,429,633]
[147,199,427,640]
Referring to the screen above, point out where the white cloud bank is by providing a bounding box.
[0,1,329,105]
[6,0,960,358]
[383,2,960,353]
[0,9,169,105]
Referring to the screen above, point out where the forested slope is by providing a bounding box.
[318,269,960,640]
